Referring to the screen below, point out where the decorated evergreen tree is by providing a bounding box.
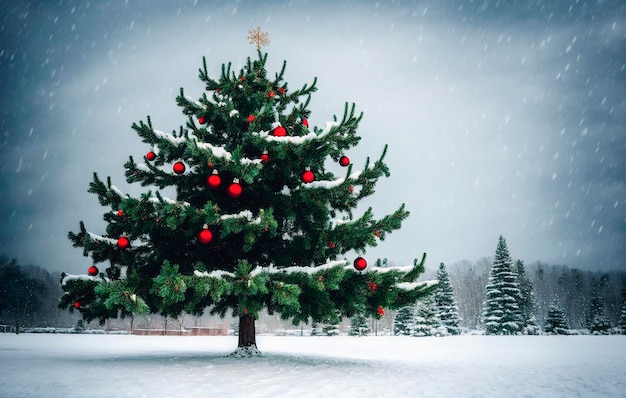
[433,262,460,335]
[393,305,415,336]
[544,300,569,335]
[349,313,371,336]
[413,294,445,336]
[481,236,523,335]
[588,278,611,335]
[59,31,436,356]
[515,260,540,335]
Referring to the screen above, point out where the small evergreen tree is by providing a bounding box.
[481,236,523,335]
[544,300,569,335]
[515,260,540,335]
[393,305,415,336]
[433,263,460,335]
[413,295,444,336]
[619,299,626,335]
[588,278,611,335]
[349,313,370,336]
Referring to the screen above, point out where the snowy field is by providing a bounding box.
[1,334,625,398]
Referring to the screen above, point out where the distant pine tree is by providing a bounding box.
[588,278,611,335]
[433,263,461,335]
[349,313,370,336]
[481,236,523,335]
[619,299,626,335]
[393,305,415,336]
[413,295,445,337]
[515,260,540,335]
[544,300,569,335]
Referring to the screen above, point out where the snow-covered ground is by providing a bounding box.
[1,334,624,397]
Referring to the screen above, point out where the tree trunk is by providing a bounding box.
[230,315,261,357]
[238,315,256,347]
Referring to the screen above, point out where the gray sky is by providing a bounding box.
[1,0,625,274]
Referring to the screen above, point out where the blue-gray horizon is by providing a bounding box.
[1,0,625,274]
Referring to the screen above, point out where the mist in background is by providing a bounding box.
[1,0,625,274]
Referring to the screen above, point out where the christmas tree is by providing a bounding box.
[481,236,523,335]
[60,30,436,356]
[433,262,460,335]
[544,300,569,335]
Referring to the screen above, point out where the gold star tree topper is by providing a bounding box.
[247,26,270,49]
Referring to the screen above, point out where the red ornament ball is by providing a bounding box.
[353,256,367,271]
[146,151,156,161]
[198,115,206,124]
[272,126,287,137]
[367,281,378,292]
[117,236,130,250]
[329,242,336,249]
[173,162,186,174]
[301,169,315,184]
[73,301,81,309]
[377,306,385,316]
[227,181,242,198]
[261,151,270,163]
[197,228,213,244]
[302,118,309,128]
[278,87,286,95]
[267,91,276,98]
[339,155,350,167]
[88,266,99,276]
[206,172,221,189]
[247,115,256,123]
[117,210,124,217]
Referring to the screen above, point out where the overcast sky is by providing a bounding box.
[1,0,625,274]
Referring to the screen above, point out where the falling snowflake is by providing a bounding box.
[247,25,270,49]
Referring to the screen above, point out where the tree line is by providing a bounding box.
[2,236,626,335]
[390,236,626,336]
[0,256,78,332]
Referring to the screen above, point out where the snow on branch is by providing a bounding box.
[255,121,339,145]
[194,270,235,278]
[220,210,262,224]
[88,232,117,245]
[149,197,190,207]
[304,170,362,190]
[193,136,261,166]
[195,141,233,161]
[110,185,128,198]
[250,259,349,276]
[61,273,108,286]
[154,129,187,145]
[396,280,439,291]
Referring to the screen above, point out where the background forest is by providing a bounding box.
[2,248,625,334]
